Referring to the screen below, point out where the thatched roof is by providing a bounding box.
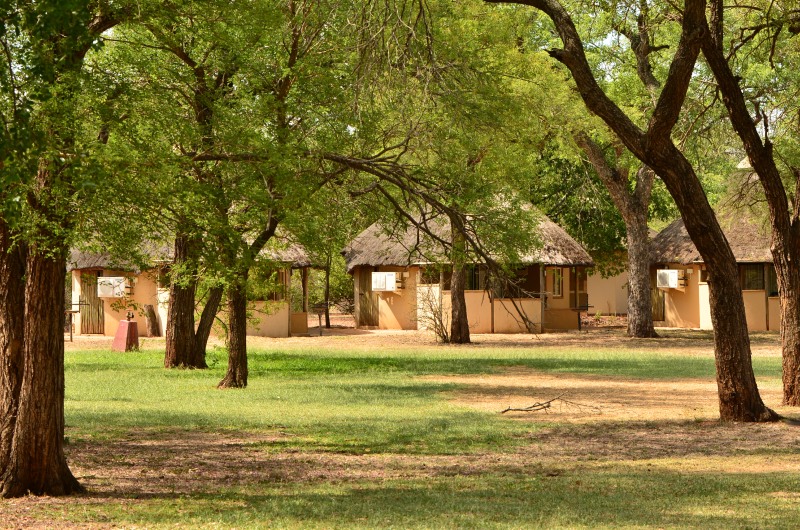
[67,250,143,273]
[261,243,314,268]
[68,240,313,273]
[343,214,594,272]
[651,211,772,265]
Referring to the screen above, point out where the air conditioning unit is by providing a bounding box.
[97,277,126,298]
[371,271,397,292]
[656,269,679,289]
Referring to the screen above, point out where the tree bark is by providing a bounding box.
[576,136,657,338]
[625,210,657,337]
[0,219,26,481]
[449,220,471,344]
[698,4,800,405]
[488,0,776,421]
[324,254,331,328]
[164,232,199,368]
[218,274,248,389]
[143,304,160,337]
[1,248,83,497]
[192,285,223,367]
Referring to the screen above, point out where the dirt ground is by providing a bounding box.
[5,325,797,527]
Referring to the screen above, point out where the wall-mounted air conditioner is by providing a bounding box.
[656,269,679,289]
[371,271,397,291]
[97,277,127,298]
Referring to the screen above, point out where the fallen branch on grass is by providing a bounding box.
[500,393,601,414]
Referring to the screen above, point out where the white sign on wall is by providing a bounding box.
[656,269,679,289]
[371,271,397,291]
[97,277,127,298]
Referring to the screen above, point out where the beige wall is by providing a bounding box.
[72,268,163,338]
[462,291,493,333]
[588,271,628,315]
[493,298,543,333]
[742,290,768,331]
[244,301,291,338]
[661,264,701,328]
[358,264,581,334]
[662,263,778,332]
[375,266,418,330]
[419,290,543,334]
[698,281,712,330]
[353,266,420,330]
[769,297,780,331]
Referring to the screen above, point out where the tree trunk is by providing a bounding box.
[0,219,26,482]
[449,222,471,344]
[1,249,83,497]
[575,136,657,338]
[218,275,248,389]
[490,0,776,420]
[324,255,331,328]
[164,233,199,368]
[625,207,657,338]
[191,285,223,368]
[659,156,777,422]
[696,13,800,406]
[143,304,160,337]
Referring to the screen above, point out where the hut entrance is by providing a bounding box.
[651,286,665,321]
[568,268,589,309]
[80,271,104,334]
[357,269,379,327]
[650,271,665,321]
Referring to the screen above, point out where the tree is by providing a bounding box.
[0,0,122,497]
[697,0,800,405]
[486,0,777,421]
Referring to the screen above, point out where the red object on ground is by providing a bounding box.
[112,320,139,352]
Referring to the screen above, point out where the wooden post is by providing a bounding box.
[302,267,309,313]
[540,266,547,333]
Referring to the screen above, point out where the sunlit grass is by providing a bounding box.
[52,338,799,528]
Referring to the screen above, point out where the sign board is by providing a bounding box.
[97,277,127,298]
[371,271,397,291]
[656,269,679,289]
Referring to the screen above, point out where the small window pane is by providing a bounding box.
[767,266,779,297]
[552,268,563,298]
[739,264,764,290]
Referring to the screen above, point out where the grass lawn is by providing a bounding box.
[3,329,800,528]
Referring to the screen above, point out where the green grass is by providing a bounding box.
[45,338,800,527]
[55,470,800,529]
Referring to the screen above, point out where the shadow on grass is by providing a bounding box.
[71,468,800,529]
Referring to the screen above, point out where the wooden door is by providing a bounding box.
[79,271,104,334]
[357,269,379,327]
[569,268,588,309]
[651,285,665,321]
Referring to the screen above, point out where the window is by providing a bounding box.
[699,268,709,284]
[269,269,289,301]
[767,265,779,297]
[494,266,542,299]
[739,264,764,291]
[551,268,563,298]
[419,266,441,285]
[465,264,486,290]
[248,267,289,302]
[439,264,488,291]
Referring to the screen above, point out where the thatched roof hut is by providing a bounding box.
[343,214,593,272]
[67,250,144,273]
[68,240,312,273]
[260,243,314,269]
[651,211,772,265]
